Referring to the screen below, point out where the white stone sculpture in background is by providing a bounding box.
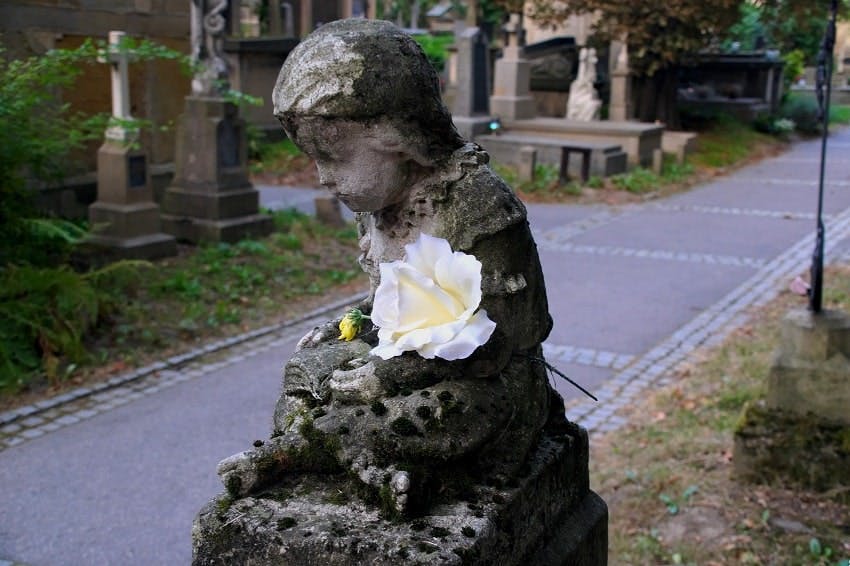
[190,0,230,95]
[566,47,602,121]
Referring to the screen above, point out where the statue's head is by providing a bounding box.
[273,19,464,165]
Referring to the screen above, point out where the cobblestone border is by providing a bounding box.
[567,205,850,434]
[0,293,365,450]
[543,343,634,371]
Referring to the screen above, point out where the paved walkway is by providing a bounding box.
[2,130,850,565]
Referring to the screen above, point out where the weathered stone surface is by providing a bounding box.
[734,401,850,501]
[194,424,607,566]
[735,309,850,499]
[766,309,850,425]
[194,19,607,565]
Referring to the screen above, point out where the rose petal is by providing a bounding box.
[434,251,482,313]
[404,233,453,280]
[371,261,403,329]
[421,309,496,360]
[393,263,465,333]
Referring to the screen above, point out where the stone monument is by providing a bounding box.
[192,19,607,565]
[489,12,536,121]
[160,0,272,243]
[87,31,177,260]
[734,309,850,500]
[608,39,632,122]
[449,0,494,139]
[566,47,602,122]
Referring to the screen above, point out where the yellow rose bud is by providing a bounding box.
[338,314,358,341]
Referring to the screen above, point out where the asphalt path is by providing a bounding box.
[2,129,849,565]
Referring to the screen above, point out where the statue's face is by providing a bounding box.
[292,118,413,212]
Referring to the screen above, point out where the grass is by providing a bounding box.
[590,265,850,565]
[830,105,850,126]
[250,138,308,175]
[689,119,781,169]
[0,209,366,408]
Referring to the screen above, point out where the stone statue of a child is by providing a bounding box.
[217,18,565,516]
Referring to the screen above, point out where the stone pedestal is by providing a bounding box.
[734,309,850,500]
[490,46,536,121]
[193,422,607,565]
[161,96,272,244]
[608,69,631,122]
[87,140,177,260]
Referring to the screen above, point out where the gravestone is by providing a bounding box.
[490,13,536,121]
[87,31,177,260]
[160,0,272,243]
[734,309,850,500]
[608,39,632,122]
[449,1,493,139]
[192,19,607,566]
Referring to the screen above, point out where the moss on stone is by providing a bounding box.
[370,401,388,416]
[415,405,432,420]
[735,401,850,499]
[224,475,242,497]
[430,526,450,538]
[215,495,234,518]
[461,526,476,538]
[390,416,419,436]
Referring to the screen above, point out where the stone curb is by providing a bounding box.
[0,292,366,428]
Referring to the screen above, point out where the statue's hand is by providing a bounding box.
[216,433,307,497]
[326,360,382,404]
[295,320,341,351]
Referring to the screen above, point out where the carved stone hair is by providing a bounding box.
[273,18,464,162]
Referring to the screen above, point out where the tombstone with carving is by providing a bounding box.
[192,19,607,566]
[160,0,272,244]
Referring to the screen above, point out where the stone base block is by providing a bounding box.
[88,201,176,259]
[193,428,608,566]
[89,201,164,238]
[734,401,850,502]
[161,212,272,244]
[161,185,263,223]
[86,232,177,260]
[476,134,627,179]
[767,309,850,425]
[490,96,537,121]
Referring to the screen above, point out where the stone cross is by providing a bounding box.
[503,12,521,48]
[99,31,135,142]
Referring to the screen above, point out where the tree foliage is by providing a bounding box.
[736,0,850,63]
[526,0,740,77]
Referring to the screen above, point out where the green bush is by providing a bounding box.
[412,34,454,73]
[780,94,821,135]
[0,38,185,391]
[0,261,147,390]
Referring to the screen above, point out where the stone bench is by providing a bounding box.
[476,132,628,180]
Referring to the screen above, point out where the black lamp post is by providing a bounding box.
[809,0,839,313]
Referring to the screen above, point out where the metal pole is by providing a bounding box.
[809,0,838,313]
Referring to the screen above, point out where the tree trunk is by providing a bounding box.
[632,68,681,130]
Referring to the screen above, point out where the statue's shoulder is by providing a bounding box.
[434,144,527,251]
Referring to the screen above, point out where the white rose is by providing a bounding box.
[370,233,497,361]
